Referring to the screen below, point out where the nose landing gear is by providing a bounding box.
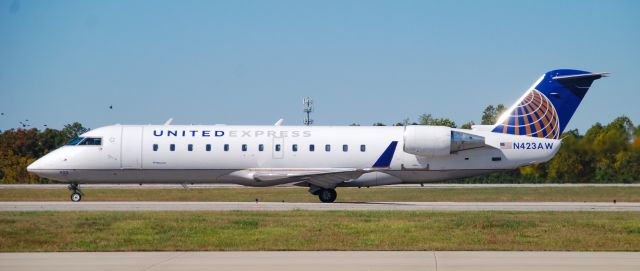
[68,183,83,202]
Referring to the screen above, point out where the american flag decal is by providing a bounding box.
[500,142,512,149]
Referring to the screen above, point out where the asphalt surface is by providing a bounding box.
[2,183,638,189]
[1,251,638,271]
[1,201,638,211]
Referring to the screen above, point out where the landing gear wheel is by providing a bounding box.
[71,192,82,202]
[68,183,83,202]
[318,189,337,203]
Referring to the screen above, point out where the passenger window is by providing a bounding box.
[242,144,248,152]
[153,144,158,151]
[309,144,315,152]
[275,144,281,151]
[325,144,331,152]
[360,144,366,152]
[66,137,85,145]
[292,144,298,152]
[170,144,175,151]
[343,144,348,152]
[224,144,229,152]
[188,144,193,151]
[206,144,211,151]
[259,144,264,151]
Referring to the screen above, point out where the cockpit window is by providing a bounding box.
[78,137,102,146]
[67,137,102,146]
[66,137,85,145]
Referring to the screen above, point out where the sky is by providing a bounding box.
[1,0,639,133]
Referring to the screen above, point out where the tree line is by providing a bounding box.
[0,123,88,183]
[1,106,638,183]
[357,104,639,183]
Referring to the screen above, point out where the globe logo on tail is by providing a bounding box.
[495,89,560,139]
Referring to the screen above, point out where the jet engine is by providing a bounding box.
[403,126,485,156]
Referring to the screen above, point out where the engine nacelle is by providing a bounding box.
[403,126,452,156]
[403,126,485,156]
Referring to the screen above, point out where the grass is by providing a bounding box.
[0,211,639,252]
[0,187,638,202]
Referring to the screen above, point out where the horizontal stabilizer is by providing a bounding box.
[552,72,609,81]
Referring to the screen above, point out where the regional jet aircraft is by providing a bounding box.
[28,69,608,202]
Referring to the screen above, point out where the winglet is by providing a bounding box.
[372,141,398,168]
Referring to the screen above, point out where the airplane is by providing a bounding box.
[27,69,608,203]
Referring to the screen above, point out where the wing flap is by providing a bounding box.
[249,168,368,188]
[301,170,366,189]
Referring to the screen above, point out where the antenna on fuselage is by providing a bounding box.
[303,97,314,126]
[164,118,173,125]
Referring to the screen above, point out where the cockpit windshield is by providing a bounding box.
[66,137,102,146]
[79,137,102,145]
[66,137,85,145]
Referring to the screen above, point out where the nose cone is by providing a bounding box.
[27,159,42,173]
[26,153,65,180]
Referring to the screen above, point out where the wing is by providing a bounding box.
[255,168,368,189]
[224,141,399,188]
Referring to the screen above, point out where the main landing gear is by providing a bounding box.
[317,189,337,203]
[310,186,337,203]
[68,183,83,202]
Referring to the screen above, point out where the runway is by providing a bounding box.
[1,251,638,271]
[1,201,639,211]
[2,183,638,189]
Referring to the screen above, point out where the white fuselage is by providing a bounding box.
[27,124,561,187]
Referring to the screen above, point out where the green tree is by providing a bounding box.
[519,164,546,182]
[481,104,506,125]
[0,122,89,184]
[394,118,411,126]
[36,128,67,154]
[418,114,457,128]
[546,129,588,182]
[460,121,475,129]
[0,150,39,184]
[613,149,640,182]
[589,116,636,182]
[61,122,89,141]
[634,124,640,148]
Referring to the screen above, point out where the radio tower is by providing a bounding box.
[303,97,314,126]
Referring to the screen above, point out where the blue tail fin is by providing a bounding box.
[492,69,608,139]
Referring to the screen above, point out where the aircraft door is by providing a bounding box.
[272,137,284,159]
[121,126,143,169]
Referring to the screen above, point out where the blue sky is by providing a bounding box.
[1,0,638,133]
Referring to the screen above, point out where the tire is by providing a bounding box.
[318,189,337,203]
[71,192,82,202]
